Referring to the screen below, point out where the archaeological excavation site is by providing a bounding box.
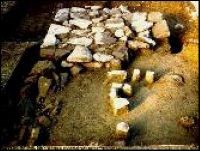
[0,1,199,150]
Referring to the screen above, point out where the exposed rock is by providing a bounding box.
[131,20,153,32]
[94,32,117,45]
[152,20,170,39]
[40,48,55,59]
[70,65,84,75]
[115,29,125,38]
[147,12,163,22]
[93,52,114,62]
[103,8,110,14]
[69,18,92,29]
[105,18,125,29]
[70,7,86,13]
[138,30,150,38]
[145,70,155,84]
[82,62,103,68]
[48,24,71,35]
[67,37,93,46]
[61,61,74,68]
[54,8,69,22]
[67,45,92,62]
[128,40,150,50]
[112,98,129,115]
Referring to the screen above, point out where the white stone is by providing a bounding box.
[116,122,129,133]
[70,12,89,19]
[89,10,99,17]
[147,12,163,22]
[41,34,58,48]
[61,61,73,68]
[67,37,93,46]
[105,18,125,29]
[128,40,150,50]
[109,87,118,100]
[47,24,71,35]
[122,83,132,96]
[71,29,91,36]
[138,30,150,37]
[92,16,104,23]
[131,20,153,32]
[115,29,125,38]
[94,32,116,45]
[67,45,92,62]
[131,69,140,82]
[62,20,69,26]
[145,70,155,84]
[107,70,127,83]
[119,5,130,13]
[69,18,92,29]
[92,26,105,33]
[123,26,133,37]
[111,83,123,89]
[174,23,184,30]
[54,8,69,22]
[93,53,114,62]
[132,12,147,21]
[103,8,110,14]
[119,36,128,42]
[152,20,170,39]
[70,7,86,13]
[140,37,156,46]
[112,98,129,110]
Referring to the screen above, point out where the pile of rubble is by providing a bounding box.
[40,5,170,73]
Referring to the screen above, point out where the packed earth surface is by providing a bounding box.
[0,1,199,148]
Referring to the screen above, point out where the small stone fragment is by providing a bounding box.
[94,32,116,45]
[54,8,69,22]
[67,45,92,62]
[61,60,74,68]
[147,12,163,22]
[131,20,153,33]
[152,20,170,39]
[93,53,114,62]
[103,8,110,14]
[145,70,155,84]
[116,122,129,139]
[122,83,132,96]
[131,69,140,83]
[40,34,58,48]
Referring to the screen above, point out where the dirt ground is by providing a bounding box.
[1,1,199,147]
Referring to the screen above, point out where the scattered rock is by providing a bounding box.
[67,45,92,62]
[93,52,114,62]
[69,18,92,29]
[152,20,170,38]
[112,98,129,115]
[103,8,110,14]
[147,12,163,22]
[105,18,125,29]
[40,34,59,48]
[70,65,84,75]
[122,83,132,96]
[116,122,129,138]
[67,37,93,46]
[54,8,69,22]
